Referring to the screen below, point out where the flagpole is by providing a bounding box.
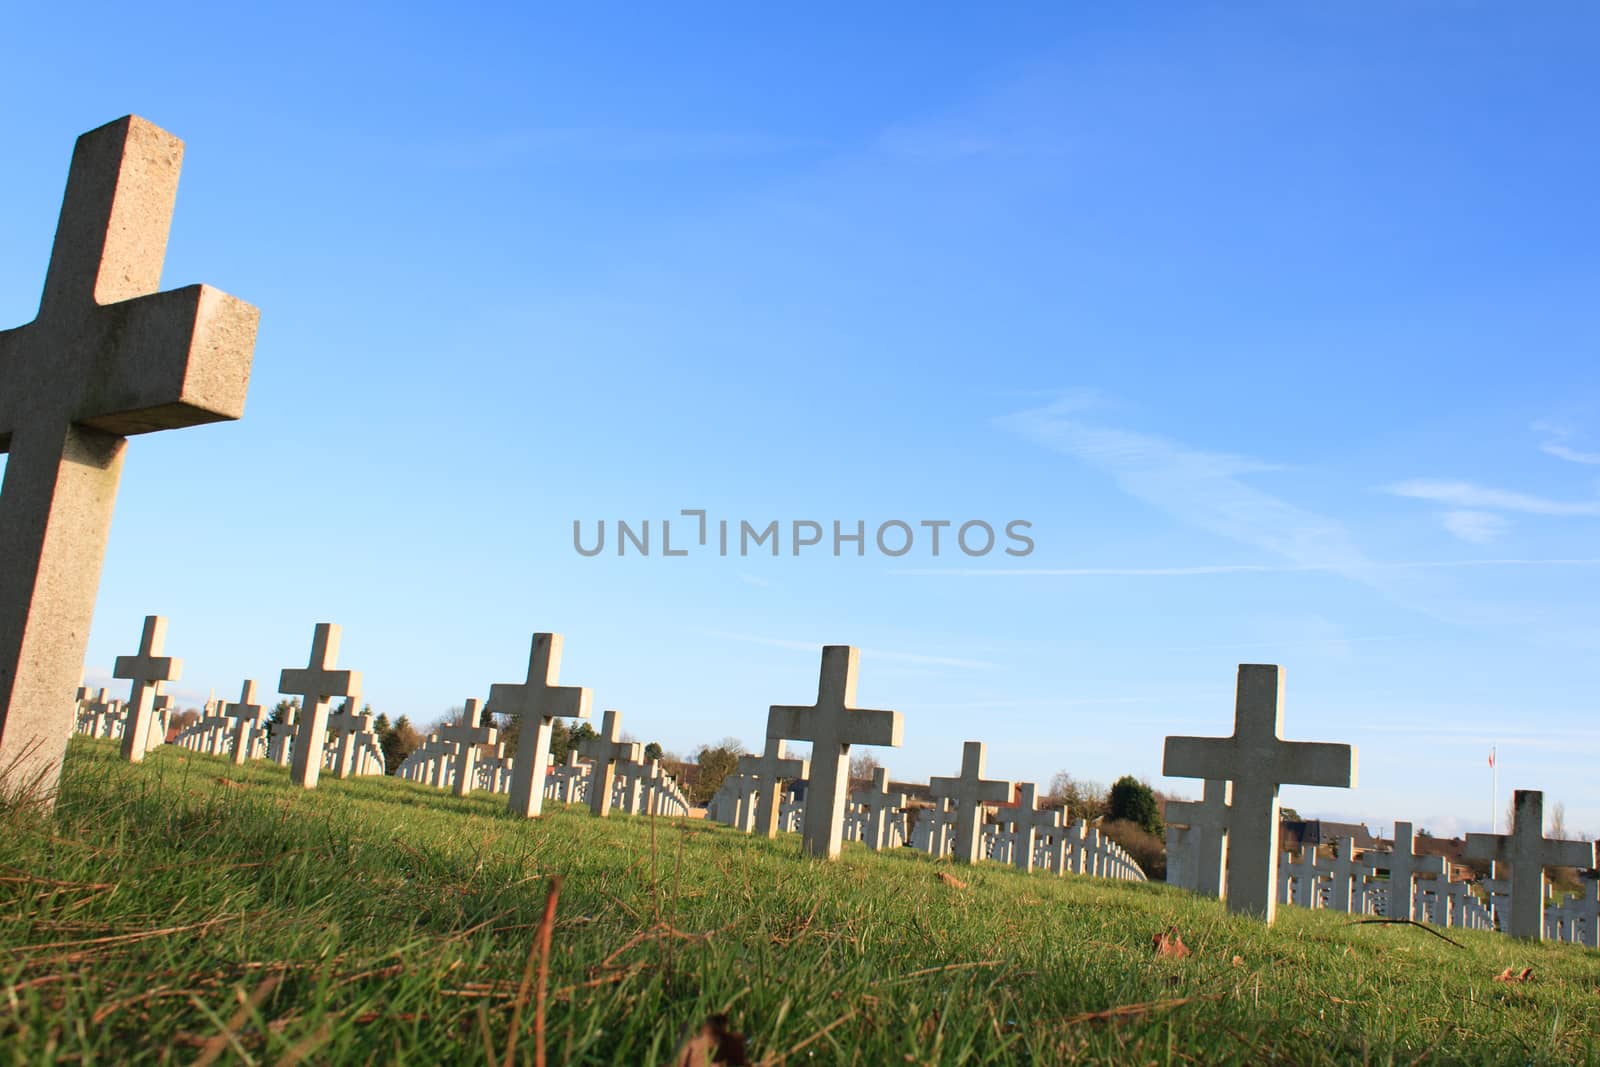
[1490,746,1498,834]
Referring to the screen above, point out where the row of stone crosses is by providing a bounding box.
[79,614,1597,946]
[13,116,1587,948]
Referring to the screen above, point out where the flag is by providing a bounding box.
[1488,748,1495,769]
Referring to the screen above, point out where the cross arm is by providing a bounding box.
[1162,736,1228,780]
[1547,840,1597,869]
[114,653,180,681]
[280,668,359,699]
[1463,834,1508,863]
[78,285,259,434]
[841,708,903,748]
[765,706,819,744]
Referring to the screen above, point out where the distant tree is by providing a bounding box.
[1107,775,1163,836]
[380,715,422,772]
[1046,772,1107,822]
[690,740,745,805]
[850,751,880,783]
[547,719,572,764]
[1551,802,1568,841]
[373,712,391,736]
[570,721,598,750]
[1100,819,1166,881]
[1279,806,1303,823]
[173,709,201,732]
[644,741,665,762]
[268,698,299,725]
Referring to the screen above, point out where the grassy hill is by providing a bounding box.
[1,740,1597,1064]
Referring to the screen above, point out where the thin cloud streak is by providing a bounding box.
[703,630,997,671]
[1384,479,1600,517]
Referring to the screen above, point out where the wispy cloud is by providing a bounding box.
[997,396,1379,583]
[737,572,773,589]
[1384,479,1600,517]
[1441,510,1507,544]
[1533,420,1600,466]
[703,630,995,671]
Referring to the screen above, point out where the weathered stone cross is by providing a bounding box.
[113,615,180,763]
[439,698,498,798]
[929,741,1012,866]
[1163,664,1356,923]
[737,737,809,839]
[766,645,903,860]
[489,633,592,818]
[858,766,908,851]
[266,703,298,766]
[0,117,258,799]
[1465,789,1597,940]
[1162,778,1231,899]
[279,624,360,790]
[1366,821,1442,921]
[226,680,265,766]
[996,781,1047,873]
[577,709,641,817]
[1283,845,1321,908]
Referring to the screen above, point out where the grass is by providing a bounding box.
[2,741,1598,1064]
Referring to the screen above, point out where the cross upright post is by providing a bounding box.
[439,698,498,798]
[488,633,592,819]
[929,741,1013,866]
[113,615,181,763]
[737,737,810,839]
[226,680,266,766]
[1163,664,1356,923]
[0,118,258,800]
[278,624,360,790]
[577,709,641,817]
[765,645,903,860]
[1465,790,1597,940]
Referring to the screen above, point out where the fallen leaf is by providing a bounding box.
[1151,927,1191,960]
[1493,967,1535,984]
[937,871,968,889]
[1230,955,1244,967]
[674,1015,751,1066]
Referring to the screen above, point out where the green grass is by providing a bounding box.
[2,740,1598,1065]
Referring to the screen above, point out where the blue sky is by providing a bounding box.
[3,4,1598,837]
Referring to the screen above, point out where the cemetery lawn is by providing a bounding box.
[4,744,1600,1065]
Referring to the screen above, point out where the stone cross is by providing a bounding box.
[279,624,360,790]
[929,742,1013,866]
[1283,845,1320,909]
[1465,789,1597,940]
[1366,821,1442,921]
[577,709,642,817]
[266,702,298,766]
[325,698,372,779]
[996,782,1045,873]
[738,737,810,839]
[858,767,908,851]
[0,117,258,800]
[440,698,498,798]
[112,615,181,763]
[1162,778,1231,899]
[1317,836,1366,914]
[489,632,592,819]
[1481,860,1513,928]
[226,680,266,766]
[766,645,903,860]
[1163,664,1356,923]
[195,695,234,756]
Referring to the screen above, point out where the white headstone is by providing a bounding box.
[1465,790,1597,940]
[489,633,593,819]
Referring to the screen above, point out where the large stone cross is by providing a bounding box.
[1366,821,1442,921]
[858,766,908,851]
[113,614,180,763]
[1162,778,1231,899]
[225,680,265,766]
[439,698,498,798]
[766,645,903,860]
[489,632,592,818]
[929,741,1013,866]
[738,737,809,839]
[1465,790,1597,940]
[279,623,360,790]
[1163,664,1356,923]
[0,117,258,799]
[577,709,641,818]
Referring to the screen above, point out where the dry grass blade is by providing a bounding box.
[1060,993,1224,1027]
[503,874,562,1067]
[1342,918,1465,949]
[192,974,281,1067]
